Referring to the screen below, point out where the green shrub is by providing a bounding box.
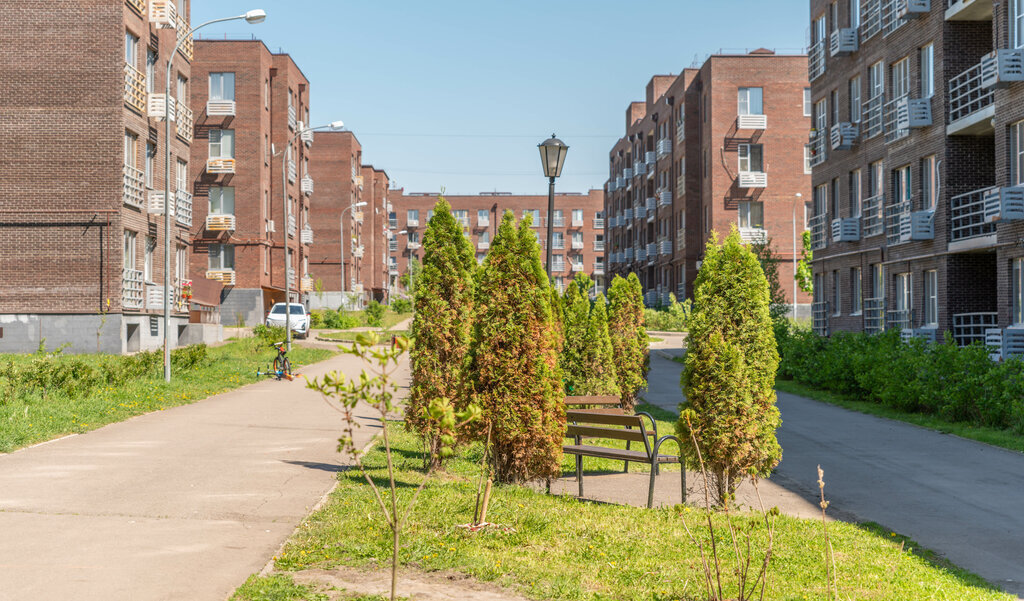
[252,324,287,346]
[309,310,326,329]
[608,273,648,410]
[643,294,691,332]
[364,300,385,327]
[171,343,209,371]
[576,294,621,397]
[390,297,412,314]
[559,273,592,394]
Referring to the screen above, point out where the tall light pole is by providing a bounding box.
[537,134,569,279]
[274,121,345,350]
[793,192,803,320]
[163,9,266,383]
[340,201,367,310]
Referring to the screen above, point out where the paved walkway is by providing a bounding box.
[0,351,403,601]
[645,342,1024,597]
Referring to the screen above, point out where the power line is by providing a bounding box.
[384,168,608,176]
[356,132,619,139]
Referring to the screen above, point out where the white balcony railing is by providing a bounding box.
[301,227,314,244]
[206,99,236,117]
[593,217,604,229]
[884,95,932,143]
[623,167,633,179]
[122,268,144,310]
[646,197,657,213]
[287,267,296,290]
[659,189,673,206]
[123,164,144,208]
[950,186,998,242]
[807,132,827,169]
[301,175,314,196]
[656,138,672,157]
[571,262,584,272]
[952,312,998,347]
[406,218,420,228]
[206,214,236,231]
[477,215,489,228]
[808,41,825,82]
[176,99,193,142]
[809,213,828,250]
[175,190,192,227]
[175,12,192,60]
[149,0,177,28]
[593,263,605,275]
[949,61,994,130]
[862,194,885,237]
[738,114,767,129]
[864,297,886,334]
[571,238,584,249]
[206,158,235,174]
[738,172,767,188]
[624,248,634,261]
[594,240,605,251]
[636,248,647,263]
[408,241,422,250]
[862,94,884,139]
[647,242,657,258]
[123,63,146,114]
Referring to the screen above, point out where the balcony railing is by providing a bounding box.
[125,0,146,15]
[288,105,297,130]
[634,161,647,175]
[884,95,932,143]
[949,61,994,130]
[175,12,192,61]
[862,0,883,39]
[659,239,673,255]
[656,139,672,157]
[175,190,192,227]
[738,172,767,188]
[300,276,313,292]
[552,216,565,227]
[174,278,191,313]
[739,228,768,245]
[812,301,830,336]
[388,241,398,252]
[808,41,825,82]
[123,63,146,113]
[206,214,236,231]
[571,238,584,249]
[950,186,998,241]
[207,158,235,174]
[301,175,314,196]
[123,164,144,209]
[571,262,584,272]
[830,27,859,56]
[807,132,827,168]
[176,99,193,142]
[593,262,605,275]
[301,227,313,244]
[594,240,605,252]
[659,189,673,206]
[207,99,236,117]
[553,239,565,250]
[122,268,144,310]
[862,94,884,139]
[407,218,420,228]
[862,194,885,237]
[885,200,910,245]
[887,309,912,331]
[552,261,566,272]
[953,312,998,347]
[864,297,885,334]
[593,217,604,229]
[809,213,828,250]
[645,197,657,213]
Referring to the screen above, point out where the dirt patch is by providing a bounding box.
[289,566,531,601]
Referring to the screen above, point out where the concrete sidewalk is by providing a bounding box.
[0,351,402,601]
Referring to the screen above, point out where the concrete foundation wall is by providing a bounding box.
[0,314,188,354]
[178,323,225,346]
[220,288,266,327]
[308,291,366,311]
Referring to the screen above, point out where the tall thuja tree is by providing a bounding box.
[608,273,648,410]
[406,197,476,470]
[560,273,592,394]
[576,294,621,396]
[470,211,564,484]
[677,230,781,506]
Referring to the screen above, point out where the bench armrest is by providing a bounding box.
[652,434,684,459]
[634,411,659,440]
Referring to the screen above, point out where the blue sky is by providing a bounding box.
[194,1,810,195]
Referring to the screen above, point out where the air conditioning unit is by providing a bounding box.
[830,122,858,150]
[983,186,1024,223]
[897,0,931,18]
[831,217,860,242]
[147,93,175,121]
[148,0,177,28]
[896,97,932,130]
[1003,328,1024,358]
[899,210,935,242]
[829,28,858,56]
[981,49,1024,89]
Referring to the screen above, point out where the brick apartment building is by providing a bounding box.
[363,167,391,302]
[387,190,607,296]
[605,51,813,311]
[0,0,195,353]
[807,0,1024,356]
[189,39,315,326]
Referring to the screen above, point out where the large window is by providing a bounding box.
[407,209,419,224]
[125,31,138,67]
[814,99,828,134]
[924,270,938,326]
[477,231,488,245]
[850,0,860,28]
[208,244,235,270]
[453,210,469,226]
[920,44,934,98]
[850,168,862,217]
[894,164,912,203]
[833,270,841,316]
[922,155,937,210]
[738,201,764,229]
[738,144,764,172]
[871,264,885,300]
[572,208,584,224]
[209,129,235,158]
[895,272,912,315]
[869,160,884,197]
[477,209,489,225]
[146,49,157,93]
[176,74,187,101]
[1014,258,1024,325]
[144,236,155,283]
[209,187,235,215]
[892,57,910,99]
[124,130,138,167]
[209,73,235,101]
[1011,121,1024,186]
[552,231,565,249]
[803,88,812,116]
[849,76,862,122]
[145,142,156,188]
[851,267,863,315]
[814,183,829,218]
[869,60,885,101]
[176,159,187,192]
[124,230,137,270]
[523,209,540,225]
[738,87,764,115]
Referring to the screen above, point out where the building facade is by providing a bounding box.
[807,0,1024,356]
[606,51,812,311]
[189,39,314,326]
[387,190,607,296]
[0,0,194,353]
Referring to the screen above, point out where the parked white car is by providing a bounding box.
[265,303,310,339]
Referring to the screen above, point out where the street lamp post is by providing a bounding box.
[162,9,266,383]
[340,201,368,311]
[537,134,569,279]
[275,121,345,351]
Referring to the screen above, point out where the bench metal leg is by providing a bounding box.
[680,467,686,504]
[576,454,583,498]
[647,464,657,509]
[624,440,630,473]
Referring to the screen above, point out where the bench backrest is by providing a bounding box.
[565,410,652,455]
[566,395,621,408]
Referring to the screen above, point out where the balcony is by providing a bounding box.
[806,131,827,168]
[300,126,314,147]
[571,238,584,250]
[288,105,297,130]
[301,227,313,244]
[660,239,673,255]
[886,200,934,244]
[656,139,672,157]
[950,186,998,244]
[125,0,146,15]
[887,309,912,332]
[301,175,314,196]
[884,95,932,143]
[830,122,858,150]
[830,27,858,56]
[594,240,605,252]
[646,197,657,213]
[571,262,584,272]
[634,161,647,176]
[122,268,144,310]
[206,214,236,231]
[809,213,828,250]
[864,297,885,334]
[147,93,175,121]
[593,262,605,275]
[147,191,172,216]
[645,151,657,167]
[552,260,566,272]
[407,218,420,228]
[176,99,193,142]
[593,217,604,229]
[175,190,192,227]
[388,241,398,253]
[646,242,657,258]
[624,248,634,261]
[287,159,296,184]
[123,164,144,209]
[552,216,565,228]
[552,237,565,250]
[862,0,883,39]
[607,180,617,192]
[808,40,825,82]
[300,276,313,292]
[206,269,236,286]
[738,172,767,188]
[616,175,625,189]
[737,114,767,129]
[831,217,861,242]
[984,185,1024,223]
[206,99,236,117]
[288,214,297,237]
[862,94,884,139]
[175,12,192,60]
[981,48,1024,88]
[206,158,235,174]
[408,241,421,250]
[811,301,830,336]
[862,194,885,237]
[624,208,633,221]
[636,248,647,263]
[123,63,146,114]
[477,240,489,250]
[174,278,191,313]
[952,313,998,346]
[659,189,673,206]
[948,61,995,134]
[945,0,993,20]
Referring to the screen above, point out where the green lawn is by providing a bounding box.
[0,340,334,453]
[248,421,1011,601]
[313,311,412,331]
[318,330,411,342]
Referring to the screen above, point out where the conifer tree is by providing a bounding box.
[469,211,564,484]
[405,197,476,470]
[576,294,621,396]
[608,273,648,410]
[559,273,592,394]
[677,230,782,506]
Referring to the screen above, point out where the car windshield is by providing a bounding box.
[270,304,305,315]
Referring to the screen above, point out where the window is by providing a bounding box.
[831,89,839,126]
[264,247,270,274]
[523,209,540,225]
[552,231,564,249]
[895,272,912,316]
[123,230,137,269]
[738,144,764,172]
[738,87,764,115]
[812,14,826,44]
[850,0,861,27]
[924,270,938,326]
[453,210,468,226]
[803,88,812,117]
[176,75,187,101]
[145,142,156,188]
[849,75,862,122]
[264,135,269,165]
[829,1,838,31]
[572,208,584,224]
[124,130,137,167]
[208,244,235,270]
[851,267,863,315]
[814,183,829,218]
[478,231,489,244]
[831,178,840,218]
[804,145,812,174]
[209,129,235,158]
[125,31,138,67]
[894,164,912,203]
[1014,0,1024,48]
[922,155,937,210]
[869,160,884,197]
[892,57,910,99]
[176,159,187,192]
[209,72,235,101]
[209,187,235,215]
[264,78,270,109]
[177,245,187,283]
[920,44,934,98]
[869,61,885,101]
[1013,258,1024,325]
[804,201,813,228]
[571,231,583,247]
[1012,121,1024,186]
[146,49,157,92]
[408,209,420,224]
[144,236,155,283]
[738,201,764,229]
[850,169,862,216]
[552,209,564,226]
[833,270,841,316]
[477,209,489,224]
[871,264,885,300]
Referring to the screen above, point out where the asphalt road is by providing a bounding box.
[643,344,1024,597]
[0,350,398,601]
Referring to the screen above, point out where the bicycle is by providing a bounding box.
[256,341,293,380]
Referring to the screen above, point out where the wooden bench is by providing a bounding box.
[563,410,685,508]
[565,395,656,473]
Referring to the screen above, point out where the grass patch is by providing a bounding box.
[775,378,1024,454]
[648,336,664,343]
[0,340,334,453]
[313,311,412,331]
[319,330,411,342]
[260,422,1011,601]
[231,574,331,601]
